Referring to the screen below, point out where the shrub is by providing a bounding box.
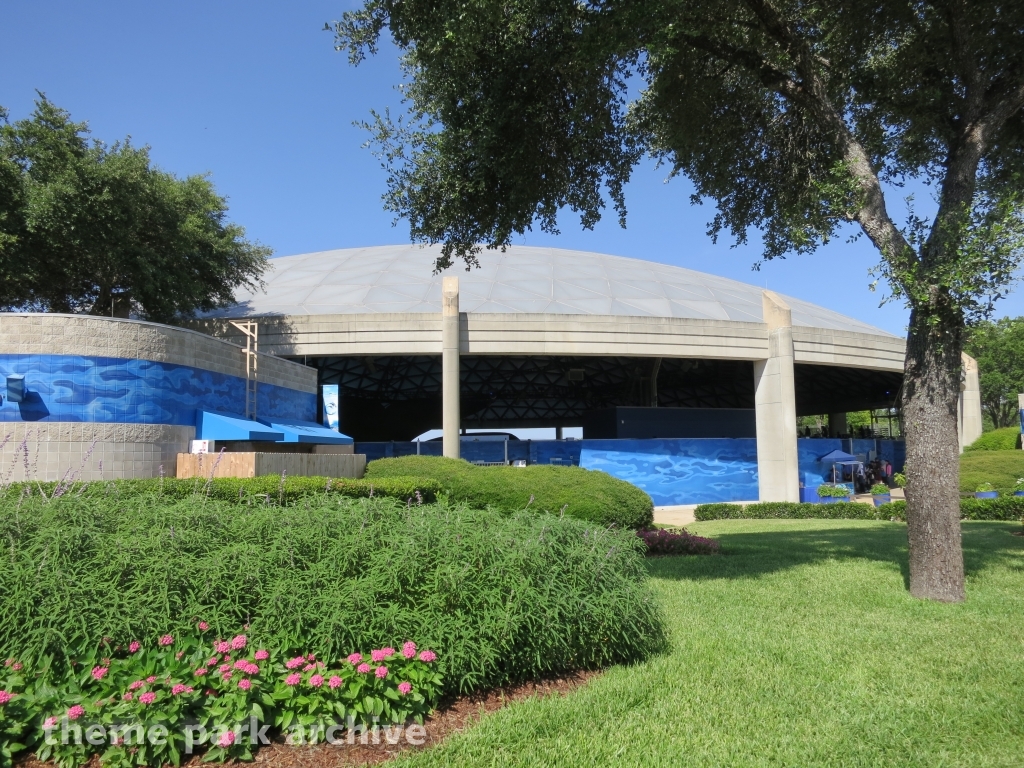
[975,482,997,493]
[959,450,1024,493]
[0,494,665,698]
[695,501,881,521]
[816,484,851,498]
[364,456,654,528]
[637,528,719,555]
[870,483,890,495]
[963,426,1021,452]
[0,475,442,506]
[695,498,1024,522]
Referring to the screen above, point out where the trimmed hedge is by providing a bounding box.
[0,474,442,505]
[364,455,654,529]
[695,497,1024,522]
[959,449,1024,493]
[963,426,1021,452]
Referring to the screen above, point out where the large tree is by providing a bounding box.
[0,97,270,323]
[331,0,1024,601]
[965,317,1024,429]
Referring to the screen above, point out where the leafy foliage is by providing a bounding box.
[0,96,269,322]
[963,426,1021,452]
[694,501,881,521]
[0,493,665,697]
[636,528,719,556]
[816,484,851,498]
[964,318,1024,428]
[1,632,442,768]
[364,455,654,528]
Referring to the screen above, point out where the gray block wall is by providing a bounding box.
[0,313,317,481]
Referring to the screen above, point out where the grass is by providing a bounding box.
[394,520,1024,767]
[960,449,1024,492]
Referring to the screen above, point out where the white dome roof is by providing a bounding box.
[217,244,894,336]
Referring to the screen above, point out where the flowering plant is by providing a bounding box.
[3,629,442,768]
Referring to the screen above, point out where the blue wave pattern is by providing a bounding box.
[580,438,760,505]
[0,354,316,425]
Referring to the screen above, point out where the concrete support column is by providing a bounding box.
[442,276,460,459]
[650,357,662,407]
[958,353,982,452]
[555,426,563,440]
[828,412,847,437]
[754,291,800,502]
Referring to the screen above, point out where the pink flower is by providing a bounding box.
[347,653,362,664]
[158,635,174,647]
[231,635,247,651]
[219,664,232,675]
[128,680,145,691]
[195,668,208,676]
[2,659,9,667]
[303,663,315,672]
[238,679,252,691]
[233,660,248,670]
[123,692,134,701]
[309,674,324,688]
[244,663,259,675]
[381,646,395,657]
[254,650,269,661]
[371,649,387,662]
[222,671,233,681]
[215,641,231,654]
[357,663,371,674]
[67,705,85,720]
[398,682,412,695]
[0,691,12,705]
[218,730,235,747]
[206,657,219,667]
[328,676,343,689]
[139,692,156,705]
[418,650,437,663]
[306,653,315,661]
[44,716,58,728]
[198,621,209,631]
[171,684,188,695]
[402,642,417,659]
[128,641,141,653]
[91,666,108,681]
[285,656,305,670]
[175,651,184,660]
[375,666,388,679]
[285,673,301,686]
[146,676,157,684]
[11,662,21,671]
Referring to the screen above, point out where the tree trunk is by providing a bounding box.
[901,304,966,602]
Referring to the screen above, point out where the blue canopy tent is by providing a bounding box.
[818,449,863,490]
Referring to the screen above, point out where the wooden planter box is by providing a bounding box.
[175,452,366,479]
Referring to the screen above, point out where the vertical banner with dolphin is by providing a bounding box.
[321,384,339,431]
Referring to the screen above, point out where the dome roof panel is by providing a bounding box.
[210,244,895,336]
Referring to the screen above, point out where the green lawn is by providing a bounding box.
[397,520,1024,767]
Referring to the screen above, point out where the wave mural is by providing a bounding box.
[0,354,315,425]
[580,438,760,506]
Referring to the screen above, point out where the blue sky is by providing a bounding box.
[3,0,1023,340]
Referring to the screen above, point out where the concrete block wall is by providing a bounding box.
[0,314,317,481]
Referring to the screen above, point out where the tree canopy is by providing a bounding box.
[0,97,269,324]
[965,317,1024,429]
[332,0,1024,602]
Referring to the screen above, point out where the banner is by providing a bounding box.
[321,384,339,431]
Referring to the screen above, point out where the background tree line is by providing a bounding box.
[0,96,268,324]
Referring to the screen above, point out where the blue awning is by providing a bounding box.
[195,411,284,442]
[257,417,354,445]
[819,449,858,462]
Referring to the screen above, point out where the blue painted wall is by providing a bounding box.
[0,354,316,425]
[580,438,759,505]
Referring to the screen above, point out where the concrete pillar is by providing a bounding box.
[958,353,982,452]
[754,291,800,502]
[555,426,563,440]
[442,276,460,459]
[650,357,662,407]
[828,412,847,437]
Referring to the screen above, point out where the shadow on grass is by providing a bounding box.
[647,521,1024,587]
